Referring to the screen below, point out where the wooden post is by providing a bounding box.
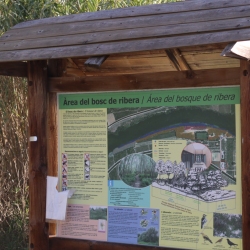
[47,59,66,236]
[240,60,250,250]
[28,60,49,250]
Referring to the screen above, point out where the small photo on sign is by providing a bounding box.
[84,153,90,179]
[85,160,90,167]
[84,153,90,161]
[98,219,106,232]
[62,153,68,191]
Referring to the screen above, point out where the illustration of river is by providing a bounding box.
[108,106,235,154]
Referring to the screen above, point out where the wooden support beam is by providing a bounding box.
[67,58,85,77]
[85,56,108,69]
[49,237,183,250]
[165,49,194,78]
[28,60,49,250]
[0,61,27,77]
[47,59,66,237]
[48,68,240,93]
[240,60,250,250]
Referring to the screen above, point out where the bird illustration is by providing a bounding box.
[227,238,238,247]
[215,238,223,244]
[201,214,207,229]
[201,233,213,244]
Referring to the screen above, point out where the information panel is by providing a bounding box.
[57,87,242,250]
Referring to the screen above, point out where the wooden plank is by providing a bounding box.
[165,49,192,71]
[1,28,250,62]
[66,60,239,77]
[67,58,86,76]
[89,44,225,59]
[108,50,171,59]
[49,237,183,250]
[180,43,228,53]
[240,60,250,250]
[183,53,239,70]
[2,16,249,53]
[13,0,250,29]
[0,61,27,77]
[68,56,175,76]
[66,65,176,77]
[166,48,194,78]
[28,60,49,250]
[85,56,108,68]
[48,68,240,92]
[80,57,174,67]
[2,6,250,44]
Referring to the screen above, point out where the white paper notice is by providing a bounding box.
[46,176,69,221]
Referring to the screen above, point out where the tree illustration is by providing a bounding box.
[165,160,173,182]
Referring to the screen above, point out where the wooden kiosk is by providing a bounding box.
[0,0,250,249]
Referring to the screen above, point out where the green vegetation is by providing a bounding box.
[138,227,159,245]
[119,153,157,187]
[121,172,137,186]
[140,174,155,187]
[195,131,208,140]
[225,137,236,178]
[213,213,242,238]
[90,207,107,220]
[108,106,236,153]
[0,77,28,250]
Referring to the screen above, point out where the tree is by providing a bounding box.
[165,160,173,182]
[155,159,165,179]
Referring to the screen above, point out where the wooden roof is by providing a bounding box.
[0,0,250,63]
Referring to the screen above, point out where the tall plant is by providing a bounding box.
[0,77,28,249]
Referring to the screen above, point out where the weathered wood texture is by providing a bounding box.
[47,59,66,237]
[13,0,250,28]
[165,49,192,72]
[49,237,183,250]
[28,60,49,250]
[0,62,27,77]
[64,46,239,77]
[49,68,240,93]
[85,56,108,68]
[240,60,250,250]
[0,0,250,62]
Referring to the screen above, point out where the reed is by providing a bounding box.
[0,76,28,249]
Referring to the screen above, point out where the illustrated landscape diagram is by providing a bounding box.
[107,105,237,212]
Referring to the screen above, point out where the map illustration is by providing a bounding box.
[108,105,237,212]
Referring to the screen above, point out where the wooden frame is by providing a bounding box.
[26,60,246,250]
[240,60,250,250]
[0,1,249,249]
[1,59,244,250]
